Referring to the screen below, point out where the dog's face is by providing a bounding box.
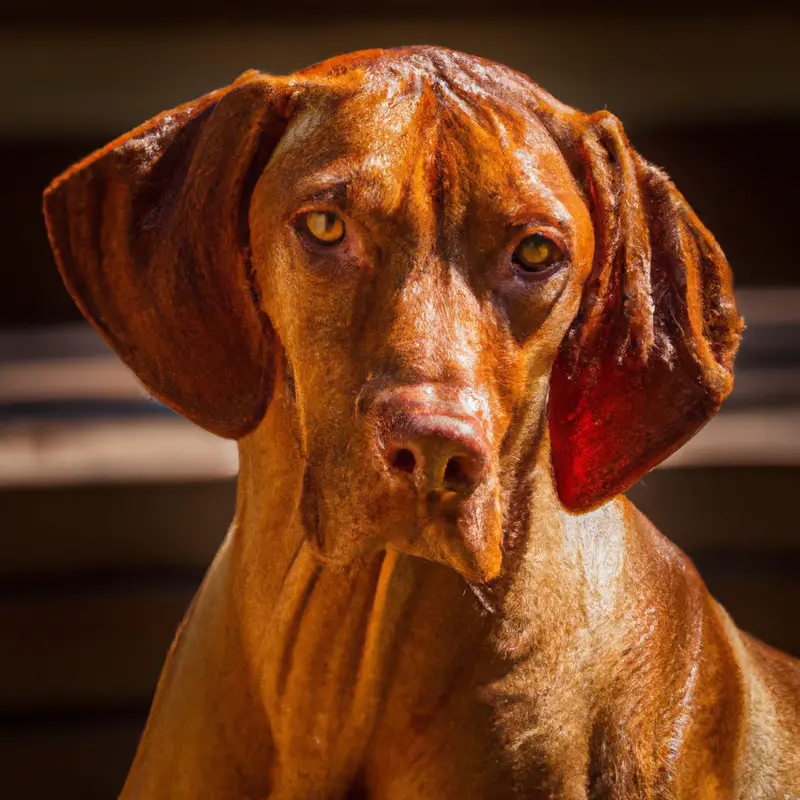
[43,47,741,582]
[250,86,594,579]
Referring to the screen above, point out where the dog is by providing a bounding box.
[44,46,799,799]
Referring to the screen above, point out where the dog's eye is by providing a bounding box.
[512,233,562,272]
[304,211,345,245]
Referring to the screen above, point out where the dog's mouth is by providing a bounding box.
[301,394,504,583]
[303,462,503,583]
[385,479,503,583]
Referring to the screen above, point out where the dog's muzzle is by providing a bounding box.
[365,384,502,582]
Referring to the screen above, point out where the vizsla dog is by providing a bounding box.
[44,47,798,799]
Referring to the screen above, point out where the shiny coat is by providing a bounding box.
[44,46,799,799]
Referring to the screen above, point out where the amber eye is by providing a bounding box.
[304,210,345,245]
[512,233,562,272]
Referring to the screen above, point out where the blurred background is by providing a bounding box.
[1,2,798,797]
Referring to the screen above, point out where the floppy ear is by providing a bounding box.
[546,111,743,511]
[43,71,290,438]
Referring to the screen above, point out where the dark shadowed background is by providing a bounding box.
[0,3,798,797]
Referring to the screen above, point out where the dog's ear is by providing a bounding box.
[43,72,290,438]
[545,111,742,511]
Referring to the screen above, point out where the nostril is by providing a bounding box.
[390,448,417,474]
[443,456,473,491]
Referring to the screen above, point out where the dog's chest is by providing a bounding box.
[260,548,531,797]
[260,549,413,792]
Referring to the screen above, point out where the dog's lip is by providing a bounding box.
[425,511,503,583]
[382,484,503,584]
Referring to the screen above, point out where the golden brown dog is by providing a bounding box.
[44,47,799,799]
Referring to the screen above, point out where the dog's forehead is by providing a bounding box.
[275,76,581,224]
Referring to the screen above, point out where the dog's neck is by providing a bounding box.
[227,376,634,783]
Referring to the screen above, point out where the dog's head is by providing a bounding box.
[44,47,741,582]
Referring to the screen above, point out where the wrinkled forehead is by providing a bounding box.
[269,79,584,225]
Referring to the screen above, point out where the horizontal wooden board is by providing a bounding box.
[1,468,798,580]
[3,1,789,25]
[0,417,240,486]
[627,467,800,554]
[0,585,194,712]
[0,411,797,488]
[2,16,799,138]
[0,714,144,800]
[0,481,235,577]
[1,562,797,713]
[704,571,800,658]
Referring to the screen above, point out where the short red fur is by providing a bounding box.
[44,47,798,799]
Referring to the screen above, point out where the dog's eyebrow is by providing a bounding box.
[291,160,360,206]
[502,145,582,230]
[490,191,575,247]
[501,181,574,236]
[503,206,572,233]
[294,181,350,207]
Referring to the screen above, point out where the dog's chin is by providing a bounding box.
[304,472,503,583]
[384,483,504,584]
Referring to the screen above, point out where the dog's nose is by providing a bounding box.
[373,392,490,496]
